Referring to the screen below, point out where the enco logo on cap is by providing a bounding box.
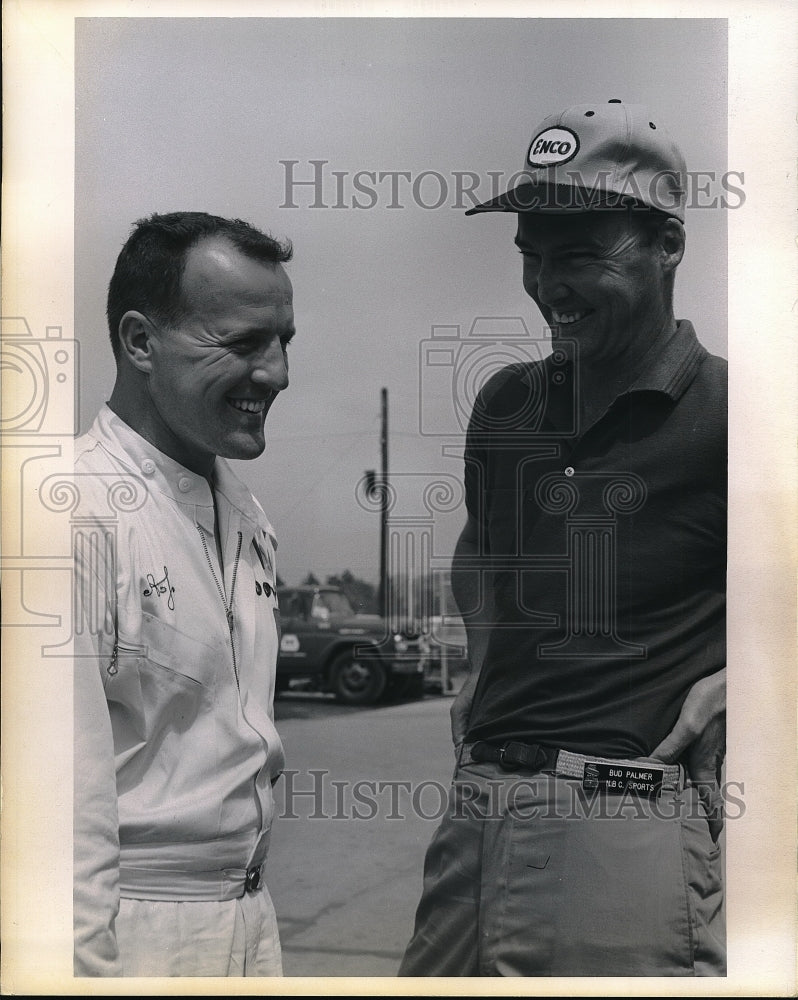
[527,127,579,167]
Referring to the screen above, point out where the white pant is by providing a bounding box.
[115,885,282,977]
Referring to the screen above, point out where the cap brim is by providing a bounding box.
[465,181,650,216]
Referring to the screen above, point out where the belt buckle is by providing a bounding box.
[499,741,552,774]
[497,743,519,772]
[245,865,262,893]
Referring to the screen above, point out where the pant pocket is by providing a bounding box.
[491,782,696,976]
[487,806,566,976]
[680,784,726,976]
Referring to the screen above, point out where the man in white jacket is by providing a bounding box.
[73,211,295,976]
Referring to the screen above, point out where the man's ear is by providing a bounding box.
[658,218,685,275]
[117,311,156,374]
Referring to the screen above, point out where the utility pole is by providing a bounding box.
[379,387,388,619]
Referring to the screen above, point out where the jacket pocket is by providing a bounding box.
[104,614,222,755]
[139,612,220,687]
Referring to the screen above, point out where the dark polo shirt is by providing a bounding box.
[463,320,727,758]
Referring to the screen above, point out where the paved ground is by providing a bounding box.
[267,690,458,977]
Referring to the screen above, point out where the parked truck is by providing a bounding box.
[276,585,428,706]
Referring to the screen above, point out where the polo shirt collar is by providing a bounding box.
[531,319,706,402]
[519,320,707,437]
[626,320,708,401]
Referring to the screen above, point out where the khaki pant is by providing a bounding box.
[115,884,282,977]
[399,760,725,977]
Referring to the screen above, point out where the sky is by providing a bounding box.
[74,17,729,587]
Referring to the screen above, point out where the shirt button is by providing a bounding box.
[564,466,575,477]
[141,460,156,476]
[178,476,192,492]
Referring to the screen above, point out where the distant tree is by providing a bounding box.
[325,569,378,615]
[302,572,320,586]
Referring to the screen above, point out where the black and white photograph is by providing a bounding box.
[1,1,796,994]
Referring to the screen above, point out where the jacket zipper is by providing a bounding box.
[198,525,269,849]
[197,525,243,686]
[107,641,141,677]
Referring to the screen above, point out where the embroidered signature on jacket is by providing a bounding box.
[143,566,175,610]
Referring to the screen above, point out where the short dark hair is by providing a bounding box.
[106,211,293,360]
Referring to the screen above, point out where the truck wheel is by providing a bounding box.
[330,650,387,706]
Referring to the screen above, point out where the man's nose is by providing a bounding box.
[250,341,289,391]
[533,259,569,307]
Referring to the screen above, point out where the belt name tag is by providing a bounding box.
[582,762,664,798]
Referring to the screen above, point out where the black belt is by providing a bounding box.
[463,741,681,798]
[470,740,560,773]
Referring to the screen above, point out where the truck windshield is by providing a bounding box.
[311,591,355,620]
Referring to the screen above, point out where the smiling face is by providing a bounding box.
[515,210,676,368]
[137,237,295,475]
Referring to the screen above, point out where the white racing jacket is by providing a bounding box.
[73,406,285,976]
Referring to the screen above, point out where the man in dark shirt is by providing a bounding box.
[400,100,727,977]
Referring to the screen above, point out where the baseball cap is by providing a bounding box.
[466,99,687,221]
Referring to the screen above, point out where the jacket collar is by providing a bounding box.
[90,405,275,541]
